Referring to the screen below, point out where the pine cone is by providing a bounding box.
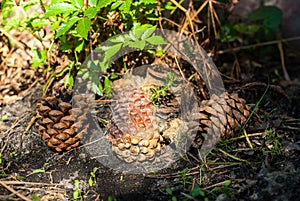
[192,92,251,149]
[35,85,89,152]
[107,70,182,163]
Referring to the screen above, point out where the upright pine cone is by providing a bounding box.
[35,84,89,152]
[108,80,172,163]
[107,67,183,163]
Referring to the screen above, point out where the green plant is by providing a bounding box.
[209,180,232,198]
[0,114,8,122]
[0,173,11,178]
[177,169,192,188]
[73,179,83,201]
[264,129,282,155]
[79,26,167,96]
[1,0,169,92]
[149,72,177,105]
[166,188,178,201]
[88,167,98,186]
[11,151,18,157]
[32,194,40,201]
[189,184,208,201]
[107,195,117,201]
[32,163,48,173]
[219,6,283,43]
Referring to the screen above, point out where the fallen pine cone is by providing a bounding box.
[35,84,89,152]
[191,92,251,149]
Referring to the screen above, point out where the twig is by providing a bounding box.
[0,180,31,201]
[170,0,187,13]
[0,180,63,186]
[91,99,113,103]
[243,129,253,149]
[231,132,265,141]
[204,180,230,190]
[181,192,196,200]
[217,36,300,54]
[24,116,36,134]
[277,40,291,81]
[217,148,249,164]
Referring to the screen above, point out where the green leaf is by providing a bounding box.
[95,0,116,8]
[119,0,132,13]
[65,73,74,89]
[171,196,177,201]
[73,190,79,199]
[84,7,98,19]
[103,43,122,63]
[166,188,172,195]
[109,35,126,43]
[129,29,146,41]
[75,40,85,52]
[33,168,45,173]
[89,0,98,7]
[76,18,91,39]
[110,72,119,79]
[74,179,80,186]
[2,2,14,19]
[155,46,164,57]
[31,49,47,68]
[133,23,154,30]
[31,19,49,29]
[141,26,156,40]
[43,3,78,18]
[110,1,123,10]
[104,76,112,94]
[248,6,282,31]
[0,114,8,122]
[190,184,205,197]
[71,0,84,8]
[126,40,145,50]
[88,177,94,186]
[0,173,11,177]
[139,0,157,4]
[146,36,167,45]
[0,153,2,165]
[4,18,21,31]
[91,81,103,96]
[51,20,61,31]
[56,16,80,38]
[32,194,39,201]
[223,180,231,187]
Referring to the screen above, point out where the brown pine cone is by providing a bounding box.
[192,92,251,149]
[107,66,184,163]
[35,84,89,152]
